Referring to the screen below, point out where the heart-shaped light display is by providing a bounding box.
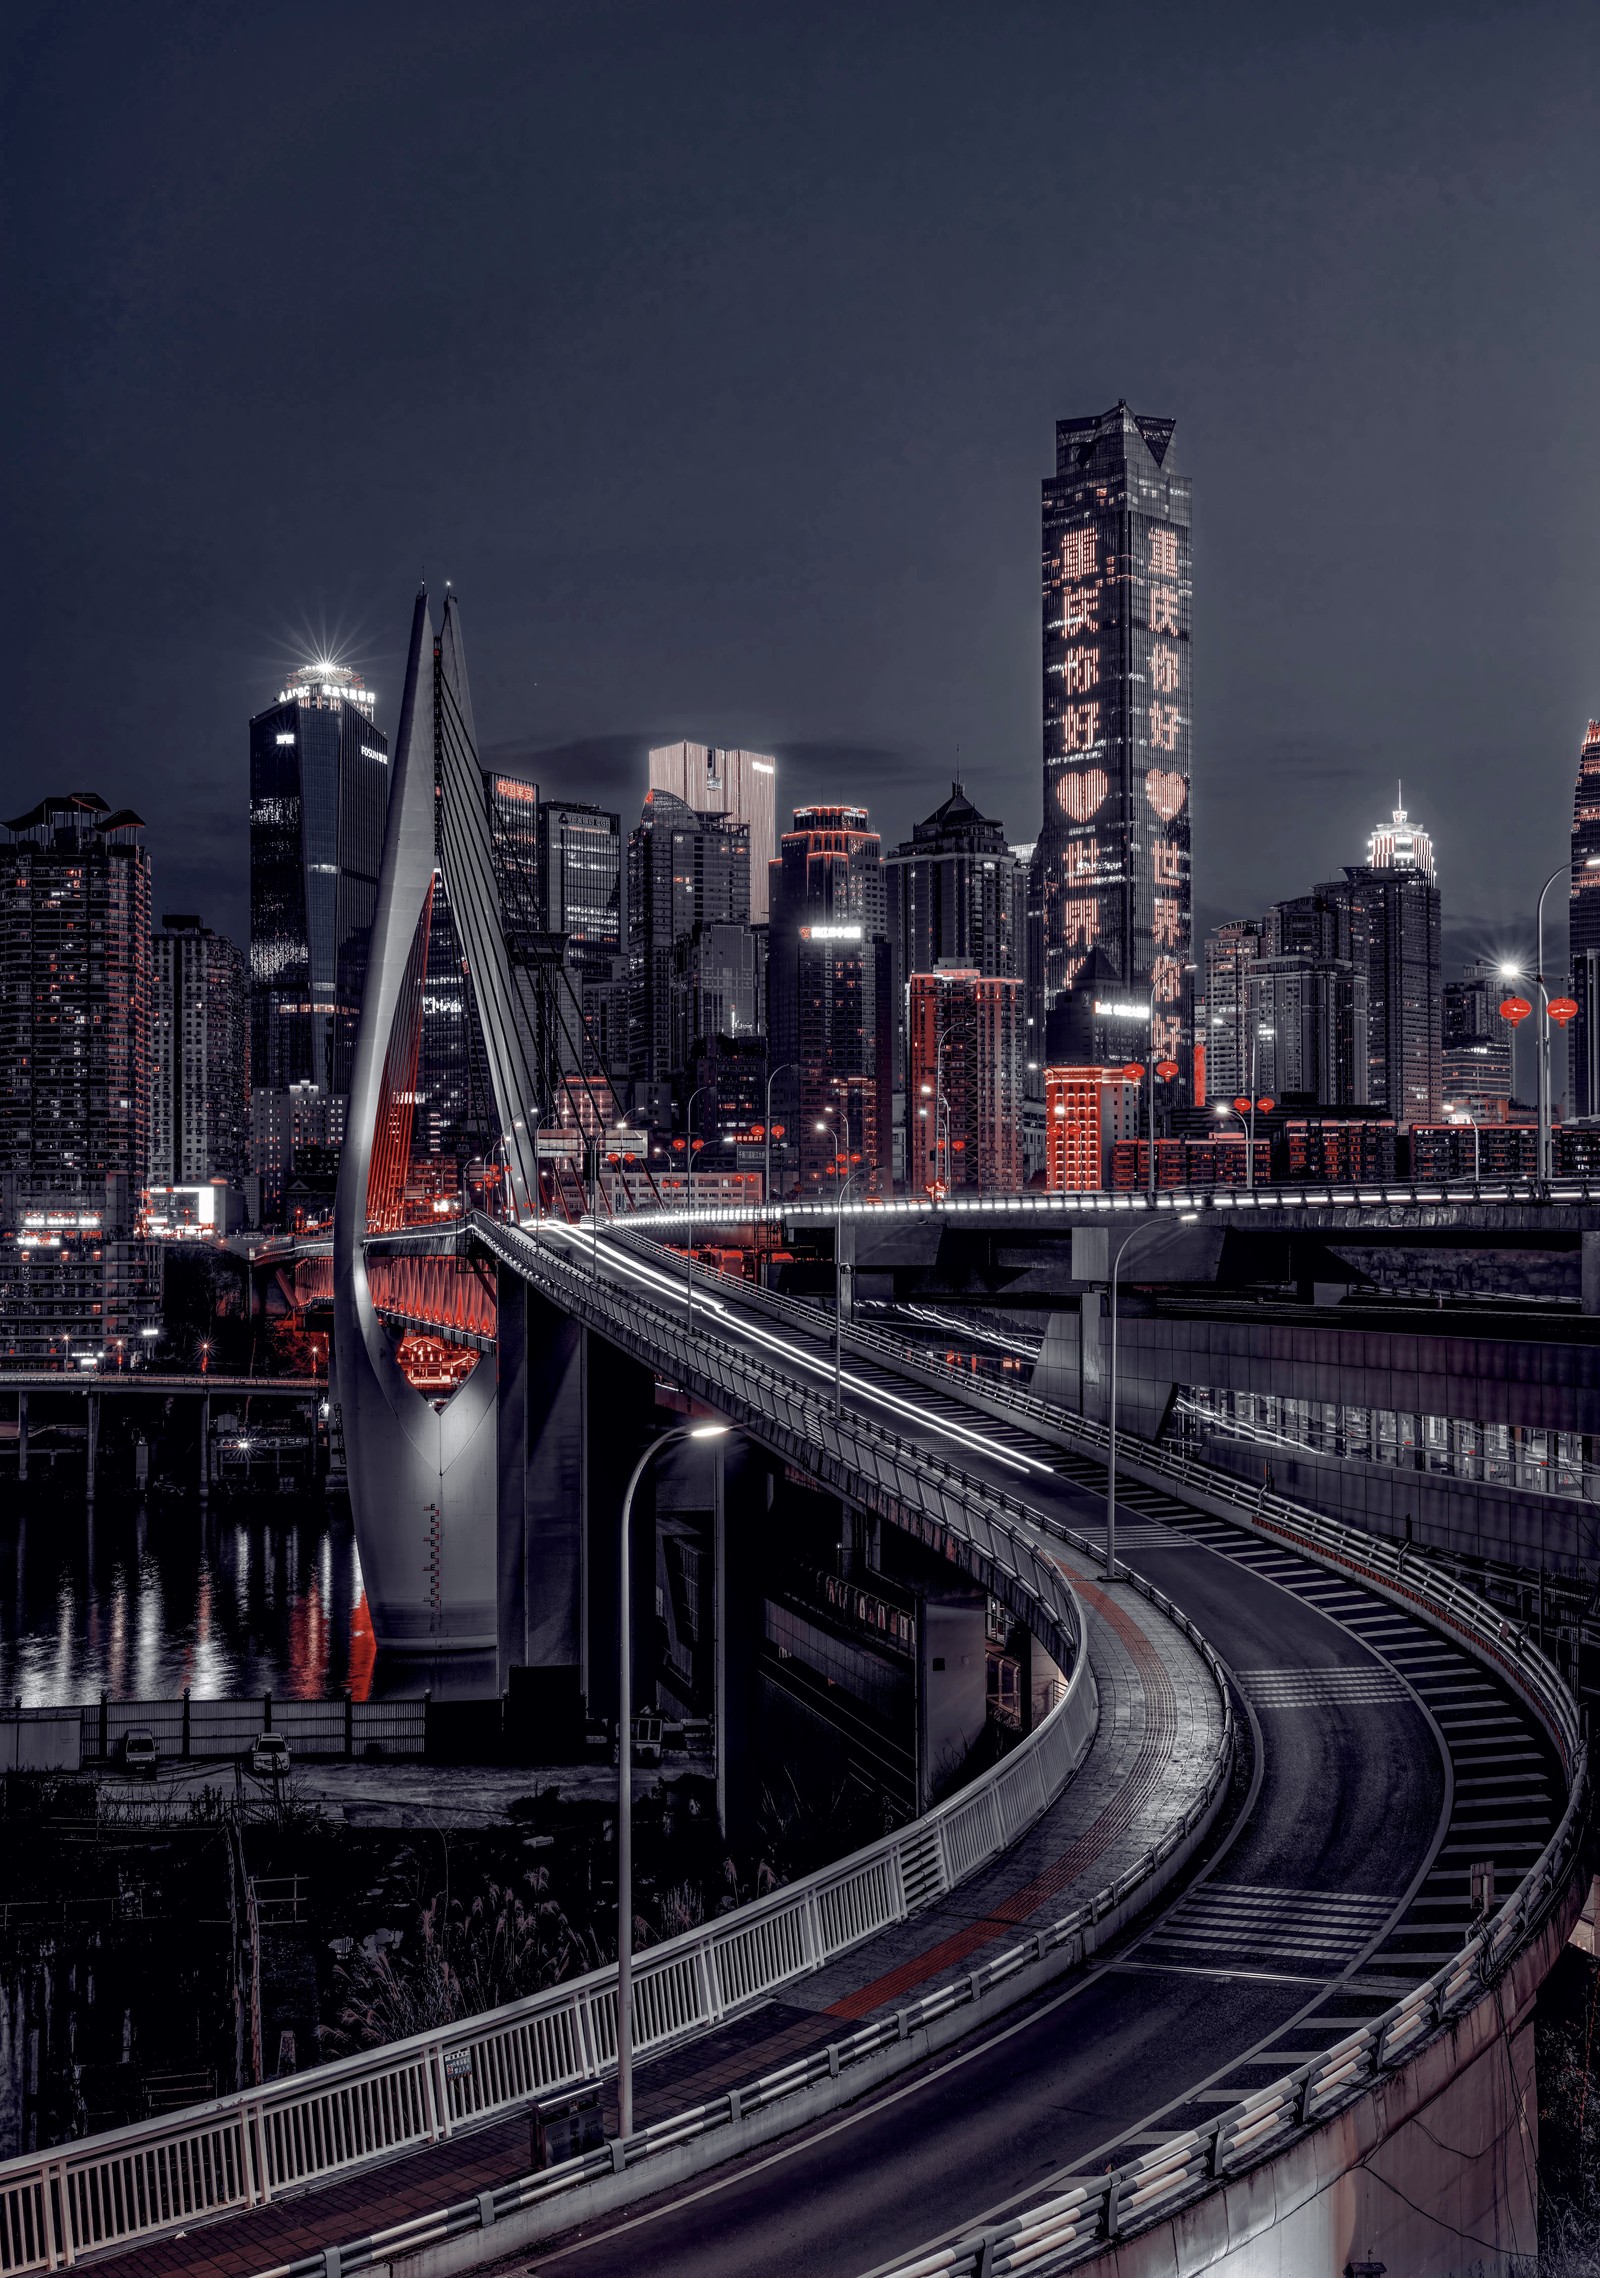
[1057,767,1109,823]
[1146,769,1187,822]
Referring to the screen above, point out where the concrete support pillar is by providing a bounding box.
[1584,1231,1600,1315]
[497,1269,586,1693]
[17,1390,27,1483]
[581,1333,660,1724]
[85,1390,100,1510]
[719,1438,770,1835]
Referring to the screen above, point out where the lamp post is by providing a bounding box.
[816,1111,864,1416]
[764,1062,797,1208]
[615,1419,731,2139]
[1503,858,1600,1181]
[1105,1210,1198,1581]
[683,1084,712,1324]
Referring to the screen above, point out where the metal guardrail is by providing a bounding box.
[241,1578,1234,2278]
[0,1234,1108,2277]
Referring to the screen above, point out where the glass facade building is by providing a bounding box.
[1569,722,1600,1118]
[249,665,388,1101]
[150,915,249,1183]
[1039,403,1192,1092]
[536,799,623,984]
[648,744,777,922]
[767,805,892,1193]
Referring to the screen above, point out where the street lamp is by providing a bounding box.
[616,1419,731,2139]
[764,1062,797,1208]
[683,1085,713,1324]
[816,1112,864,1415]
[1502,855,1600,1181]
[1105,1211,1198,1580]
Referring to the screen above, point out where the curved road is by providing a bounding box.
[489,1233,1560,2277]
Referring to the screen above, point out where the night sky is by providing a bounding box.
[3,0,1597,979]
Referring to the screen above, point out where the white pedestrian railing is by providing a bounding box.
[0,1231,1110,2276]
[226,1384,1579,2278]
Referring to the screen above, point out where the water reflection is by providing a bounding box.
[0,1496,375,1702]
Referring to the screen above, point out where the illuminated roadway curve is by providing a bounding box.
[486,1222,1563,2278]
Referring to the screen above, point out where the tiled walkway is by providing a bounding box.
[77,1558,1224,2278]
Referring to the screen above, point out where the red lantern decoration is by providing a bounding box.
[1500,996,1532,1027]
[671,1137,686,1152]
[770,1123,786,1139]
[1549,996,1579,1028]
[1155,1059,1180,1081]
[1122,1062,1146,1082]
[1233,1096,1252,1113]
[691,1137,704,1151]
[1256,1097,1275,1113]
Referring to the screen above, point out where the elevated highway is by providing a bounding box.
[1,1211,1578,2277]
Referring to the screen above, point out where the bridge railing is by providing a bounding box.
[612,1228,1581,1771]
[0,1247,1114,2276]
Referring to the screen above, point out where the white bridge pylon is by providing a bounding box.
[332,591,542,1654]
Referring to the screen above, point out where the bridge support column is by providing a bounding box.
[17,1390,26,1483]
[497,1271,587,1742]
[581,1335,660,1727]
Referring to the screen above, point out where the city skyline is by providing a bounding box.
[6,5,1595,982]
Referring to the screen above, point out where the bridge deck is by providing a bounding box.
[81,1555,1220,2278]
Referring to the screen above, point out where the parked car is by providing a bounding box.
[249,1732,291,1779]
[121,1728,158,1780]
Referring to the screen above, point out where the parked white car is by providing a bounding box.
[249,1732,291,1778]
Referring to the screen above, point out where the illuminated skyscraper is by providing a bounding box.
[648,743,777,921]
[0,793,152,1217]
[767,806,891,1192]
[1569,723,1600,1117]
[1039,403,1192,1088]
[249,662,388,1100]
[151,916,249,1183]
[536,799,623,983]
[1317,802,1441,1126]
[627,789,751,1100]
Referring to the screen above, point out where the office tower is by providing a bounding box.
[886,785,1021,1153]
[150,916,249,1184]
[627,789,751,1102]
[1324,802,1442,1126]
[1043,1066,1142,1192]
[0,793,152,1218]
[767,805,892,1192]
[907,966,1023,1194]
[536,799,623,983]
[1443,961,1514,1120]
[1248,954,1366,1106]
[487,770,543,949]
[1039,402,1192,1087]
[1569,723,1600,1117]
[1202,922,1262,1103]
[648,742,777,921]
[249,661,388,1101]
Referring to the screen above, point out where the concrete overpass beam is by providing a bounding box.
[496,1270,585,1695]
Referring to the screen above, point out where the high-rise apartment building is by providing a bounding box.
[1569,723,1600,1118]
[1202,922,1261,1104]
[907,966,1023,1194]
[1039,403,1192,1088]
[150,916,248,1185]
[1443,961,1514,1120]
[0,793,152,1219]
[627,789,751,1098]
[249,662,388,1100]
[1248,954,1366,1107]
[648,743,777,922]
[767,806,891,1192]
[1043,1066,1142,1192]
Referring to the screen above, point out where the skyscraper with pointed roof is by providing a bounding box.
[1038,402,1192,1093]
